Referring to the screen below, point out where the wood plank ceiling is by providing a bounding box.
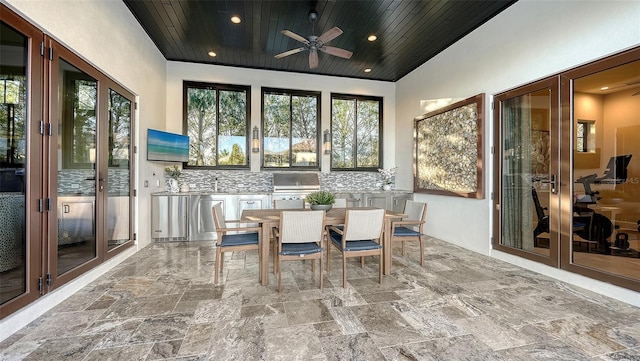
[124,0,517,82]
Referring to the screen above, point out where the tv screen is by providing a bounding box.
[147,129,189,162]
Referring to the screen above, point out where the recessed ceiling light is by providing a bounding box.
[231,16,241,24]
[208,51,217,57]
[367,35,377,42]
[364,68,372,73]
[600,86,609,91]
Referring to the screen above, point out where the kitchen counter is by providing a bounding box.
[152,189,411,196]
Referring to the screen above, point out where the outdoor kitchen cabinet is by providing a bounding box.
[363,193,388,209]
[151,194,188,240]
[189,194,226,241]
[333,192,363,208]
[390,193,412,212]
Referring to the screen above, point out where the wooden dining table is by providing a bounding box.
[240,207,406,285]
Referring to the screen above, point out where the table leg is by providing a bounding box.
[383,218,392,275]
[260,222,270,286]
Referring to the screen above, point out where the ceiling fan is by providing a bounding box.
[275,10,353,69]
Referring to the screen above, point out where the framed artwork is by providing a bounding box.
[414,93,484,198]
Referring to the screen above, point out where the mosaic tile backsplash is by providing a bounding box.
[170,170,397,193]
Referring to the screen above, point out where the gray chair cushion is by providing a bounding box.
[218,232,259,247]
[280,242,323,256]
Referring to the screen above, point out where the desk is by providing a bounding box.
[241,207,406,285]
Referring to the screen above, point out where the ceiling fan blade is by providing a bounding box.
[281,30,309,45]
[320,46,353,59]
[309,48,318,69]
[317,27,343,44]
[275,47,306,59]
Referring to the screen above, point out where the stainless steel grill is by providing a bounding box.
[272,173,320,201]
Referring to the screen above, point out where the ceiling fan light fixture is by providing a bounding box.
[208,51,217,57]
[230,16,241,24]
[367,35,377,42]
[364,68,372,73]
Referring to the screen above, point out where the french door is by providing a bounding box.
[494,47,640,292]
[0,4,135,318]
[493,77,560,266]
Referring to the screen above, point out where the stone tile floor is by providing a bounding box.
[1,238,640,360]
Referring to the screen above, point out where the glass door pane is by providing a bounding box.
[107,89,131,250]
[500,89,553,255]
[0,21,28,305]
[56,59,97,275]
[571,60,640,281]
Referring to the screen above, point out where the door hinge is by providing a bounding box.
[46,198,52,211]
[38,277,43,292]
[133,189,137,197]
[38,198,44,213]
[490,192,494,200]
[48,46,53,61]
[135,102,138,110]
[39,120,44,135]
[134,145,137,154]
[46,273,52,287]
[491,146,495,155]
[40,42,45,57]
[133,233,137,240]
[46,123,52,136]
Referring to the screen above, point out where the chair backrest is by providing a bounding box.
[404,200,425,221]
[273,199,305,209]
[279,210,325,244]
[212,202,225,229]
[404,200,427,232]
[344,208,385,241]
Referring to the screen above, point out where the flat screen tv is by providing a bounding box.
[147,128,189,162]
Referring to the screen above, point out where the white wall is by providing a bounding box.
[1,0,167,340]
[396,0,639,304]
[166,62,396,173]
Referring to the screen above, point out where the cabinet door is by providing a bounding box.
[59,199,94,243]
[168,196,188,238]
[334,193,363,208]
[391,194,412,213]
[151,196,168,238]
[198,197,226,233]
[238,199,263,218]
[364,194,388,209]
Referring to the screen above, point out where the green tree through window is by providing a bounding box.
[262,88,320,168]
[331,94,382,170]
[184,82,250,168]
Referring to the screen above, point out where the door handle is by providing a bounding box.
[550,174,557,194]
[98,177,105,192]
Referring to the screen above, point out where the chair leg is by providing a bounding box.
[272,240,278,274]
[277,258,282,293]
[360,256,364,268]
[402,241,405,255]
[319,253,324,291]
[326,241,331,271]
[311,259,316,273]
[419,237,424,266]
[378,252,383,284]
[214,247,222,284]
[342,254,347,288]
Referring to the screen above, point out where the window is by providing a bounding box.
[331,94,382,170]
[576,119,595,152]
[183,81,250,168]
[262,88,320,168]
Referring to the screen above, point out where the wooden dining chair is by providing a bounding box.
[390,200,427,266]
[327,208,385,287]
[274,210,325,292]
[212,202,261,284]
[271,198,306,273]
